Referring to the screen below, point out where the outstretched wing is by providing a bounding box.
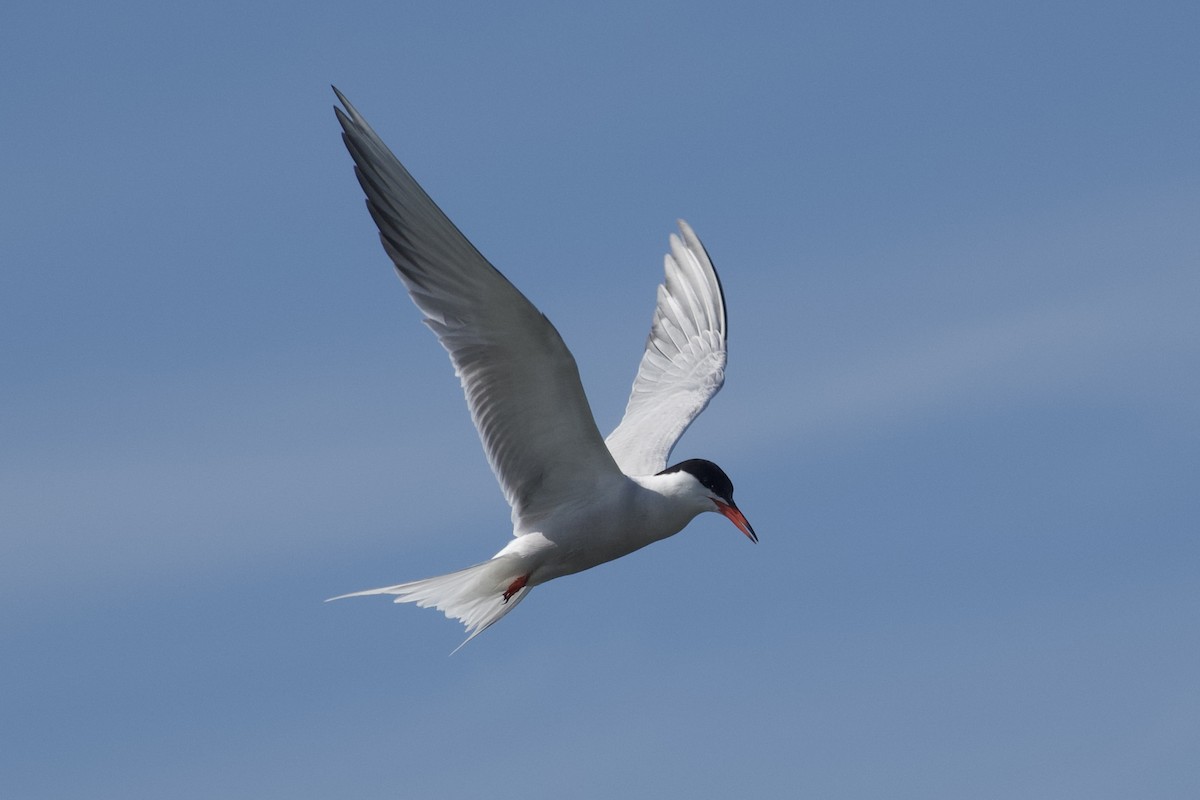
[334,88,621,531]
[605,221,728,476]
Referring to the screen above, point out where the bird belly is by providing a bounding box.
[516,480,696,585]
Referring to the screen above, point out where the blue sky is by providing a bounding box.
[3,2,1198,797]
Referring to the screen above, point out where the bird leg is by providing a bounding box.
[503,574,529,603]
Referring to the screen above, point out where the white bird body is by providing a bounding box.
[329,88,756,648]
[494,470,718,584]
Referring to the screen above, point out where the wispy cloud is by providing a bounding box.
[724,267,1200,455]
[0,358,501,606]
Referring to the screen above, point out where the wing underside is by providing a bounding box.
[604,221,728,476]
[334,88,621,529]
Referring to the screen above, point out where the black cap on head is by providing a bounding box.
[658,458,734,502]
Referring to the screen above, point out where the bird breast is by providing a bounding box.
[516,474,701,583]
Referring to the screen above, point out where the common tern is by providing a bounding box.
[329,88,756,648]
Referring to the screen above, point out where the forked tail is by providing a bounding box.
[327,555,532,651]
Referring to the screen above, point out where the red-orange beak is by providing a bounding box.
[715,499,758,543]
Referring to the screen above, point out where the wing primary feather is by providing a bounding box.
[333,88,621,528]
[604,221,729,476]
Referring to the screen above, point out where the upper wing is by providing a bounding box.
[334,88,621,532]
[605,221,728,476]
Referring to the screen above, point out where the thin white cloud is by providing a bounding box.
[0,358,503,606]
[724,268,1200,454]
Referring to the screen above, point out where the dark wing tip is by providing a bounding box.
[676,220,728,345]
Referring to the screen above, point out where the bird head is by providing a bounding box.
[658,458,757,543]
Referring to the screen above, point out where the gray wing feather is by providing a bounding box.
[334,88,620,531]
[605,222,728,476]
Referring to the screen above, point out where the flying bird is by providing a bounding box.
[329,88,756,648]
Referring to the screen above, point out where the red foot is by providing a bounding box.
[503,574,529,603]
